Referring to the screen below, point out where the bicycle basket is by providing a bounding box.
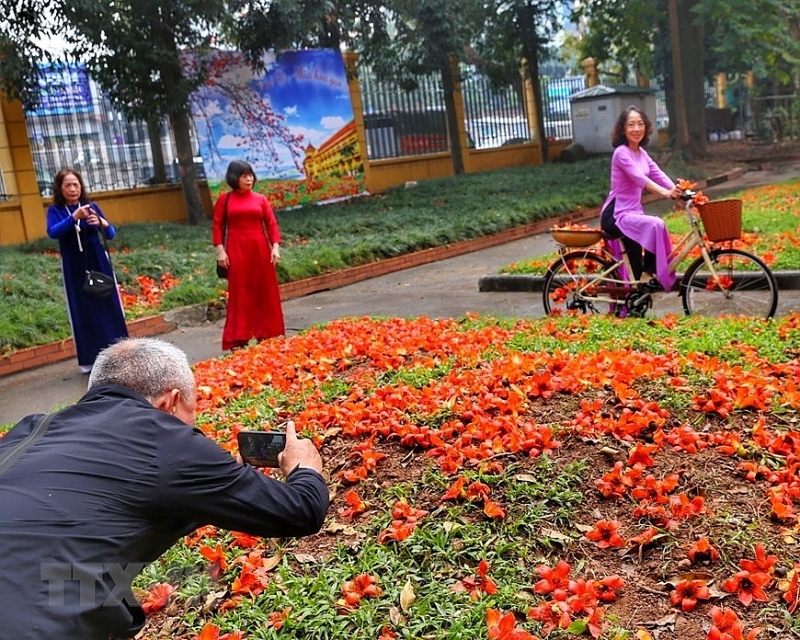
[550,228,603,247]
[697,199,742,242]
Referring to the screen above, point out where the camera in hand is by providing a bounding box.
[237,430,286,468]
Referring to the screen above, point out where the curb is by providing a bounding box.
[479,271,800,293]
[0,165,756,378]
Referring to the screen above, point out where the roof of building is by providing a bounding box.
[570,84,656,102]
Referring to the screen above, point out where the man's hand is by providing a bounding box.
[278,421,323,475]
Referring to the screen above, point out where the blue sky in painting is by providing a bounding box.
[192,49,355,181]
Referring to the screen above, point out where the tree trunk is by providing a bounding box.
[526,52,549,164]
[146,115,167,184]
[440,59,464,175]
[667,0,690,154]
[517,3,548,163]
[679,0,706,158]
[171,108,206,225]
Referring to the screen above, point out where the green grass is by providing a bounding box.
[127,313,800,639]
[0,160,611,354]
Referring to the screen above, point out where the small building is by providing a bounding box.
[569,85,658,154]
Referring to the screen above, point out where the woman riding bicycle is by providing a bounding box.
[600,105,683,294]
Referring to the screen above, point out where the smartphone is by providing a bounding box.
[237,430,286,468]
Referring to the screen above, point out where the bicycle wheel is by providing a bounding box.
[680,248,778,319]
[542,251,620,315]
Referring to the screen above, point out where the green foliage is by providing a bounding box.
[0,161,609,353]
[135,456,588,639]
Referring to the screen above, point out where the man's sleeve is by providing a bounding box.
[154,423,329,538]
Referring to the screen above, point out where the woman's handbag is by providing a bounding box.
[216,193,230,279]
[83,270,115,298]
[76,212,117,298]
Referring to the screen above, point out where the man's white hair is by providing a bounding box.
[88,337,195,402]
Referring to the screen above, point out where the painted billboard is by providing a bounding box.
[189,48,366,209]
[26,63,94,116]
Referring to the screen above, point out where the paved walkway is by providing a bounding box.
[2,161,799,426]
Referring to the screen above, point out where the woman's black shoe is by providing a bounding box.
[642,278,664,292]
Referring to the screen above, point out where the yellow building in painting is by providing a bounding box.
[302,120,362,180]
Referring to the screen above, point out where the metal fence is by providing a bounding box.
[358,67,449,159]
[359,65,585,161]
[461,70,531,150]
[23,62,186,197]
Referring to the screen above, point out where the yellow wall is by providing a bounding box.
[0,183,212,246]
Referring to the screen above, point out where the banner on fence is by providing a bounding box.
[26,63,94,116]
[189,48,366,210]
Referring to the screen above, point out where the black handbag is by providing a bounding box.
[77,212,117,298]
[83,270,115,298]
[216,193,230,279]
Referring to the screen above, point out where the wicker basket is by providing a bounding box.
[698,199,742,242]
[550,228,603,247]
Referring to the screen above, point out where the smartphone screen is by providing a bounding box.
[237,430,286,468]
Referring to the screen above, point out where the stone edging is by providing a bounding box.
[0,168,747,378]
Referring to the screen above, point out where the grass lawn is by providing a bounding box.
[135,312,800,639]
[2,160,616,354]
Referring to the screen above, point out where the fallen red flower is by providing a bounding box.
[688,536,720,565]
[585,519,626,549]
[670,578,711,612]
[140,582,174,615]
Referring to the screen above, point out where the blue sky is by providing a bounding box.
[192,49,355,181]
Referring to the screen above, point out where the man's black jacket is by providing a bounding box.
[0,385,328,639]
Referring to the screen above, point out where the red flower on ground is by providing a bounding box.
[267,606,292,630]
[688,536,720,564]
[486,608,539,640]
[782,568,800,613]
[670,578,710,612]
[707,606,743,640]
[593,575,625,602]
[199,543,228,579]
[452,558,499,599]
[722,570,771,607]
[740,543,778,574]
[141,582,174,614]
[585,519,626,549]
[534,560,572,599]
[339,573,382,611]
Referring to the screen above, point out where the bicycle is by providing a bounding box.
[541,189,779,319]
